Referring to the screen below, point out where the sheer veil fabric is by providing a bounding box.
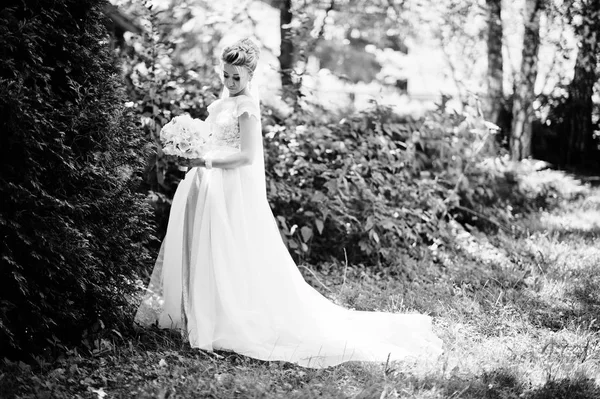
[135,66,443,369]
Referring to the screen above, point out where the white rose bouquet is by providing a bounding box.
[159,114,210,159]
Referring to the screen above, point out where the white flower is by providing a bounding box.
[89,387,107,399]
[159,115,211,158]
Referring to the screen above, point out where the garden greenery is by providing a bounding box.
[0,0,155,357]
[117,1,541,272]
[122,1,562,273]
[0,0,578,360]
[262,100,516,268]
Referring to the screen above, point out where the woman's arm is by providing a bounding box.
[181,112,260,169]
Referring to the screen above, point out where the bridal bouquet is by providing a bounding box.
[159,114,210,159]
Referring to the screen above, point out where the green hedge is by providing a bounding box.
[262,103,452,267]
[0,0,155,357]
[262,101,522,268]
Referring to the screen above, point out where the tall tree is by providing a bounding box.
[511,0,545,160]
[563,0,600,166]
[0,0,154,356]
[485,0,504,126]
[279,0,295,99]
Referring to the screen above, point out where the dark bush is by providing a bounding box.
[0,0,155,357]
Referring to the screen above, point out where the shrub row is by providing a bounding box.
[0,0,155,357]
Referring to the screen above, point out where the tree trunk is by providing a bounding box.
[279,0,294,98]
[510,0,544,160]
[485,0,504,126]
[564,0,600,167]
[565,48,596,165]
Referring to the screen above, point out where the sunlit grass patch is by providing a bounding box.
[512,229,600,329]
[520,185,600,237]
[521,233,599,277]
[314,258,600,395]
[540,209,600,234]
[516,167,588,205]
[448,220,515,268]
[430,310,600,391]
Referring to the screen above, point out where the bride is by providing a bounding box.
[135,38,443,368]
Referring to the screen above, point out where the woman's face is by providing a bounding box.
[223,63,250,97]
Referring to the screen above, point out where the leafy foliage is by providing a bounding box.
[108,0,596,273]
[0,0,155,357]
[115,0,226,239]
[262,92,583,270]
[263,97,506,268]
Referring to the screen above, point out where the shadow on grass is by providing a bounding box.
[547,227,600,242]
[525,298,588,332]
[415,368,600,399]
[462,204,600,335]
[567,267,600,331]
[444,368,524,399]
[525,251,600,333]
[133,324,188,351]
[526,378,600,399]
[516,280,599,334]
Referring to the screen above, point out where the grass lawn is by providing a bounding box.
[2,172,599,398]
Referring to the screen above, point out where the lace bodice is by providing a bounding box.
[206,95,260,150]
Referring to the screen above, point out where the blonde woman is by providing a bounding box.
[135,38,443,368]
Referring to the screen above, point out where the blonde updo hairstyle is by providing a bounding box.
[221,38,261,79]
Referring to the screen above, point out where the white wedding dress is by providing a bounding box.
[135,94,443,368]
